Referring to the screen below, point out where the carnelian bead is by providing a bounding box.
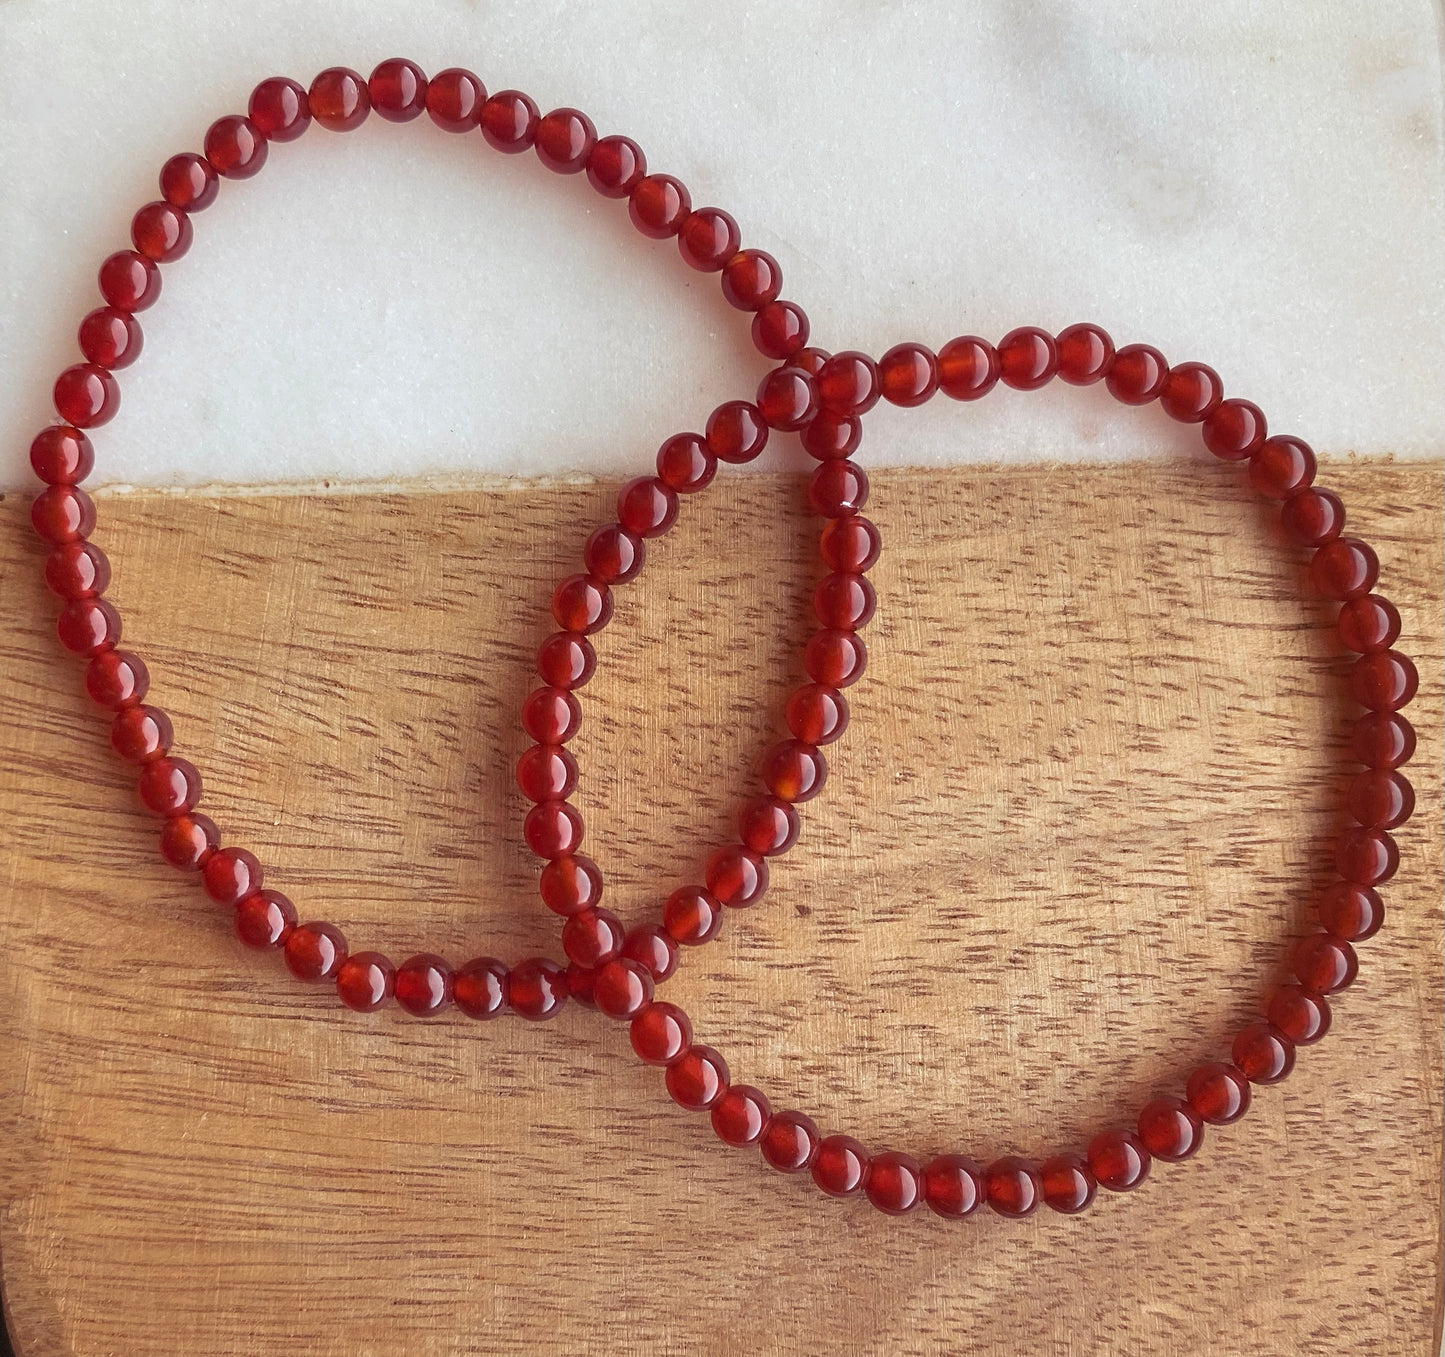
[1086,1130,1151,1191]
[678,208,741,272]
[866,1152,923,1214]
[622,924,678,982]
[46,541,110,598]
[57,596,120,655]
[1311,537,1379,600]
[1055,323,1115,385]
[630,1001,692,1065]
[705,401,769,464]
[809,461,869,518]
[137,755,200,816]
[812,1135,869,1196]
[1185,1061,1251,1124]
[937,335,1000,400]
[738,795,800,857]
[247,77,311,142]
[760,1110,819,1172]
[203,847,263,905]
[786,683,849,745]
[535,107,596,173]
[562,906,625,968]
[522,686,582,745]
[756,366,818,431]
[30,426,94,484]
[1268,984,1331,1045]
[663,887,723,946]
[721,249,782,310]
[617,476,679,537]
[712,1085,771,1146]
[820,515,881,573]
[86,649,149,709]
[752,300,809,360]
[1159,361,1223,422]
[395,953,455,1015]
[1336,828,1399,885]
[236,890,297,950]
[507,957,568,1020]
[705,846,767,908]
[805,629,867,687]
[308,68,370,131]
[817,351,880,415]
[585,133,644,194]
[537,631,596,689]
[79,307,143,369]
[552,573,612,634]
[1040,1153,1097,1214]
[130,201,192,264]
[922,1154,984,1218]
[1294,933,1359,993]
[1318,882,1384,942]
[54,364,119,427]
[454,956,509,1018]
[539,853,603,917]
[800,412,861,462]
[100,249,162,312]
[667,1044,729,1110]
[285,921,348,982]
[792,347,832,377]
[1232,1021,1294,1084]
[629,174,690,237]
[368,58,429,122]
[1349,712,1415,769]
[1350,650,1417,711]
[762,739,827,803]
[1202,398,1266,460]
[524,800,585,858]
[1136,1096,1204,1161]
[337,951,396,1012]
[516,743,579,802]
[1105,343,1167,404]
[656,433,715,493]
[159,812,218,871]
[1348,769,1414,828]
[566,964,596,1007]
[425,68,485,133]
[481,89,539,151]
[204,116,268,178]
[1249,436,1316,500]
[983,1156,1042,1217]
[813,572,876,630]
[1337,594,1401,654]
[1280,487,1346,547]
[31,485,95,543]
[997,327,1058,390]
[159,152,218,211]
[111,704,172,763]
[878,342,938,407]
[594,957,653,1019]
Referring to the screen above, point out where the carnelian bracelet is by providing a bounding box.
[28,62,1419,1220]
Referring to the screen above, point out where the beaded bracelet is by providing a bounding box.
[29,61,1418,1220]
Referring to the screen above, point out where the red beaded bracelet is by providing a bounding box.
[29,62,1417,1222]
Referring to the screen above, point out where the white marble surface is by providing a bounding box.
[0,1,1441,490]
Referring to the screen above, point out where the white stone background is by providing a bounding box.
[0,1,1441,491]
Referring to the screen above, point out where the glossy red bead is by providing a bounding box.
[997,327,1058,390]
[720,249,782,310]
[159,812,218,871]
[236,890,297,950]
[666,1044,729,1110]
[539,854,603,917]
[159,152,219,211]
[523,800,585,859]
[878,342,938,407]
[1055,323,1115,386]
[1136,1096,1204,1161]
[751,300,809,360]
[922,1154,984,1218]
[507,957,568,1020]
[79,307,143,369]
[1280,487,1346,547]
[738,795,801,857]
[594,957,654,1019]
[137,755,200,816]
[760,1109,819,1172]
[284,921,348,982]
[756,366,818,431]
[711,1085,771,1146]
[813,572,876,630]
[1159,362,1223,422]
[811,1135,869,1197]
[86,649,149,709]
[203,116,268,178]
[1039,1153,1097,1214]
[820,515,882,573]
[57,596,120,655]
[617,476,679,538]
[1086,1130,1151,1191]
[1337,594,1401,654]
[1267,984,1331,1045]
[628,174,690,237]
[800,412,861,462]
[937,335,1000,400]
[1336,827,1399,885]
[247,77,311,142]
[1294,932,1359,993]
[1185,1061,1251,1124]
[111,704,172,763]
[816,351,880,416]
[308,68,370,131]
[1349,650,1417,712]
[368,58,429,122]
[454,956,509,1018]
[1311,537,1379,600]
[337,951,395,1012]
[203,847,263,905]
[537,631,596,689]
[130,201,192,264]
[521,686,582,745]
[805,629,867,687]
[983,1156,1042,1216]
[866,1151,923,1214]
[1249,435,1316,500]
[1318,882,1384,942]
[481,89,540,152]
[562,907,625,969]
[656,433,715,493]
[1202,398,1267,461]
[395,953,455,1015]
[54,364,119,427]
[791,347,832,377]
[621,924,678,982]
[705,846,767,908]
[1105,343,1167,404]
[535,107,596,173]
[30,426,94,484]
[426,68,485,132]
[566,962,597,1004]
[100,249,162,312]
[809,461,869,518]
[762,739,827,803]
[45,540,110,598]
[705,401,769,464]
[1232,1021,1295,1084]
[786,683,849,745]
[516,743,579,803]
[552,573,612,634]
[1349,711,1415,769]
[662,887,723,946]
[31,485,96,543]
[585,133,644,193]
[630,1001,692,1065]
[678,208,740,272]
[1348,769,1414,829]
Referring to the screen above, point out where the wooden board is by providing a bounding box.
[0,458,1440,1357]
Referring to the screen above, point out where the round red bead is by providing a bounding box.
[137,756,201,816]
[284,921,348,982]
[86,649,148,709]
[337,951,395,1012]
[31,485,95,543]
[721,249,782,310]
[79,307,143,369]
[308,68,370,131]
[1350,711,1415,769]
[752,301,809,360]
[236,890,297,950]
[1318,882,1384,942]
[1202,398,1267,460]
[1267,984,1331,1045]
[507,957,568,1020]
[817,351,880,416]
[629,174,690,238]
[581,525,642,585]
[159,153,218,211]
[585,133,644,193]
[866,1151,923,1214]
[663,887,723,946]
[1159,361,1223,422]
[1055,323,1115,386]
[1349,650,1417,711]
[1232,1021,1295,1084]
[247,77,311,142]
[617,476,678,538]
[922,1154,984,1218]
[203,847,263,906]
[737,795,801,857]
[539,854,603,917]
[983,1156,1042,1216]
[523,800,585,858]
[46,540,110,598]
[551,573,612,634]
[678,208,740,272]
[30,426,94,484]
[535,108,596,173]
[800,413,861,462]
[631,1002,693,1066]
[1105,343,1168,404]
[1136,1096,1204,1161]
[159,813,218,871]
[1249,435,1316,500]
[876,342,938,407]
[705,401,769,464]
[666,1044,729,1110]
[756,366,818,431]
[130,201,192,263]
[820,515,881,573]
[368,58,429,122]
[521,686,582,745]
[480,89,539,151]
[514,741,578,803]
[1280,487,1346,547]
[537,631,596,689]
[1293,933,1358,993]
[1311,537,1379,600]
[809,461,870,518]
[1185,1061,1251,1124]
[594,957,653,1019]
[1336,828,1399,885]
[1348,768,1413,829]
[204,116,268,178]
[760,1110,819,1172]
[562,906,625,969]
[997,327,1058,390]
[54,364,119,427]
[786,684,849,745]
[395,953,455,1014]
[111,704,172,763]
[454,956,509,1018]
[621,924,678,982]
[57,596,121,655]
[813,572,876,630]
[705,846,767,908]
[1039,1153,1097,1214]
[99,249,161,312]
[762,740,827,803]
[805,629,867,687]
[812,1134,869,1197]
[1337,594,1401,654]
[937,335,1000,400]
[1086,1130,1151,1191]
[425,68,485,132]
[711,1085,771,1146]
[657,433,715,492]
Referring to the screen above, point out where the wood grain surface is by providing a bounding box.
[0,458,1440,1357]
